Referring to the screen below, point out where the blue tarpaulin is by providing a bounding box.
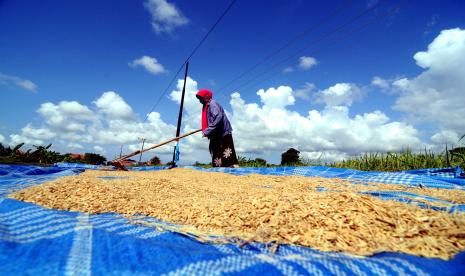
[1,163,465,275]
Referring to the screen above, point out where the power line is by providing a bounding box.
[217,0,392,100]
[215,0,355,94]
[185,0,238,62]
[144,62,186,122]
[230,2,407,96]
[144,0,237,121]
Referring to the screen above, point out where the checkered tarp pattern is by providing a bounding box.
[1,164,464,275]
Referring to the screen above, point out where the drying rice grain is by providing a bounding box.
[9,168,465,260]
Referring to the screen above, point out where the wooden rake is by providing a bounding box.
[109,129,202,170]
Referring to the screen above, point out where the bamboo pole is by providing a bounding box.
[172,61,190,165]
[111,128,201,163]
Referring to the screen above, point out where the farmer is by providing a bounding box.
[196,89,239,168]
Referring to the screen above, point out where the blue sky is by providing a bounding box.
[1,0,465,164]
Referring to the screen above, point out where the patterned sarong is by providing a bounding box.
[209,134,238,167]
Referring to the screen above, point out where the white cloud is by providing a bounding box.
[144,0,189,34]
[372,76,409,95]
[0,73,38,92]
[58,101,94,118]
[169,77,208,153]
[68,143,83,150]
[21,124,56,140]
[93,91,134,120]
[257,86,295,109]
[298,56,317,70]
[294,83,315,101]
[431,130,460,145]
[371,76,390,90]
[7,30,464,164]
[300,151,349,163]
[129,56,167,75]
[427,15,438,28]
[0,134,5,144]
[283,67,294,74]
[4,70,423,162]
[5,78,425,164]
[9,91,178,160]
[315,83,362,107]
[89,110,175,149]
[17,80,37,91]
[8,124,55,147]
[228,89,421,156]
[392,78,409,91]
[37,101,95,133]
[9,134,44,146]
[414,28,465,71]
[424,15,438,36]
[393,28,465,135]
[93,145,106,154]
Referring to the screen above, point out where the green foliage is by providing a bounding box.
[0,142,106,166]
[12,143,25,153]
[254,158,267,166]
[192,161,212,168]
[330,148,464,172]
[281,148,301,166]
[0,143,64,165]
[83,153,106,165]
[0,143,13,156]
[61,154,78,163]
[448,134,465,168]
[449,147,465,164]
[149,155,162,166]
[30,144,54,164]
[237,156,270,167]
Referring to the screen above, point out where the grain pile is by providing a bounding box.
[9,168,465,260]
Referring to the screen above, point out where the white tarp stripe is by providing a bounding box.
[287,258,324,276]
[282,246,349,276]
[1,227,78,243]
[0,206,39,218]
[0,217,76,235]
[136,231,163,239]
[65,213,93,276]
[212,244,237,255]
[370,258,409,275]
[166,255,261,276]
[8,213,72,230]
[254,254,301,276]
[2,208,58,224]
[117,227,151,236]
[2,221,78,240]
[2,214,120,236]
[280,246,398,276]
[382,257,429,276]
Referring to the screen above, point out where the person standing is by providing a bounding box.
[195,89,239,168]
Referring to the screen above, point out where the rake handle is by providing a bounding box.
[111,129,202,163]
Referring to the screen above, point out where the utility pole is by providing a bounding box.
[171,61,189,167]
[138,138,146,164]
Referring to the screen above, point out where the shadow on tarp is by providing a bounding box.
[1,164,464,275]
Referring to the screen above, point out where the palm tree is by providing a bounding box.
[31,144,52,164]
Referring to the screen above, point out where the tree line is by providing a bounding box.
[0,143,106,165]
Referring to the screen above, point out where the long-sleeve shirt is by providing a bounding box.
[203,99,232,139]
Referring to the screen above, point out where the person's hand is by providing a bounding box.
[202,132,206,138]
